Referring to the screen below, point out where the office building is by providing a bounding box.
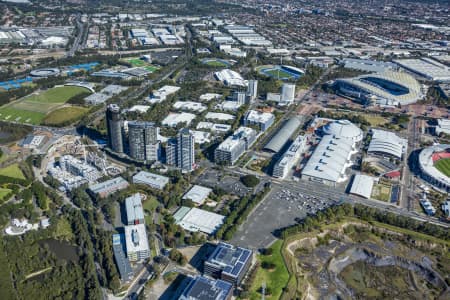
[243,110,275,131]
[204,242,252,285]
[132,171,169,190]
[247,79,258,101]
[214,127,257,165]
[89,177,129,198]
[106,104,124,153]
[128,121,160,162]
[233,91,247,105]
[167,129,195,172]
[178,276,233,300]
[280,83,296,105]
[59,155,101,182]
[124,224,150,261]
[273,135,308,178]
[125,193,145,225]
[112,234,133,281]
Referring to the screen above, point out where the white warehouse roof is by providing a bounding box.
[368,129,407,159]
[182,185,212,205]
[349,174,376,199]
[302,135,356,184]
[214,69,247,87]
[174,207,225,234]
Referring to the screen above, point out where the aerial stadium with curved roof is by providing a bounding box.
[418,144,450,192]
[335,71,423,106]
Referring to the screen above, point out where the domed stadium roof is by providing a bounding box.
[322,119,363,142]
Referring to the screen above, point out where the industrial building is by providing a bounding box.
[302,120,362,187]
[149,85,180,103]
[112,233,133,281]
[174,207,225,235]
[124,224,150,261]
[214,127,257,165]
[273,135,308,179]
[349,174,377,199]
[173,101,207,112]
[162,112,196,127]
[367,129,407,159]
[125,194,145,225]
[243,110,275,131]
[132,171,169,190]
[204,242,252,285]
[178,276,233,300]
[334,71,423,106]
[182,185,212,205]
[264,117,301,153]
[394,58,450,82]
[127,121,160,162]
[214,69,247,87]
[89,177,129,198]
[106,104,124,153]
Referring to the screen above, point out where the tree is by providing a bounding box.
[240,175,260,188]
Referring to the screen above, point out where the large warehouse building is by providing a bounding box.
[264,117,302,153]
[301,120,361,187]
[334,71,423,106]
[394,58,450,83]
[418,144,450,192]
[367,129,407,159]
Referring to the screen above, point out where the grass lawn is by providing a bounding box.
[371,183,391,202]
[249,240,289,300]
[24,86,88,104]
[205,60,228,67]
[0,188,12,201]
[365,115,388,126]
[434,158,450,177]
[0,163,25,180]
[42,106,89,126]
[0,86,90,125]
[143,196,159,212]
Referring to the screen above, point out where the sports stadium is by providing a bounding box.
[335,71,423,106]
[418,144,450,192]
[257,65,304,80]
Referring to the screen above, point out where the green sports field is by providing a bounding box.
[0,86,90,125]
[434,158,450,177]
[121,57,160,72]
[265,69,295,79]
[42,106,89,126]
[205,60,228,67]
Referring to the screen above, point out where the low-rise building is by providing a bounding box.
[89,177,129,198]
[182,185,212,205]
[133,171,169,190]
[112,233,133,281]
[125,193,145,225]
[214,127,257,165]
[204,242,252,285]
[243,110,275,131]
[179,276,233,300]
[273,135,307,179]
[124,224,150,261]
[174,207,225,235]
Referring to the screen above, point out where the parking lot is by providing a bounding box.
[231,181,345,250]
[195,169,250,197]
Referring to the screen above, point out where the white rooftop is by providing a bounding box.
[368,129,407,159]
[162,112,196,127]
[124,224,149,253]
[176,207,225,234]
[182,185,212,205]
[173,101,207,112]
[350,174,376,199]
[205,112,235,121]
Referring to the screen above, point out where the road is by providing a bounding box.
[67,13,86,57]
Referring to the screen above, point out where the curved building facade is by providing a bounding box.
[335,71,423,105]
[264,117,301,153]
[418,144,450,192]
[106,104,124,153]
[321,119,363,143]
